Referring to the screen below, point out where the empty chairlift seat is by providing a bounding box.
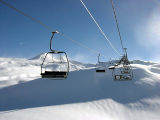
[41,52,69,79]
[95,54,107,73]
[95,62,107,72]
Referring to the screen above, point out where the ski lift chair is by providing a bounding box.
[108,66,115,70]
[108,60,116,70]
[112,48,133,81]
[112,64,133,81]
[41,51,69,79]
[95,54,107,72]
[96,62,106,72]
[41,32,69,79]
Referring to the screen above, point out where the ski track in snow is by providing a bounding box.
[0,55,160,120]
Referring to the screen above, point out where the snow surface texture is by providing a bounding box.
[0,54,160,120]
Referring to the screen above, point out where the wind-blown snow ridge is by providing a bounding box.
[0,98,160,120]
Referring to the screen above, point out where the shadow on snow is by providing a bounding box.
[0,68,160,111]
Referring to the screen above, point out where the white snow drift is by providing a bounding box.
[0,54,160,120]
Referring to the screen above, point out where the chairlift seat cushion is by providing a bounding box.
[41,71,67,78]
[96,70,105,72]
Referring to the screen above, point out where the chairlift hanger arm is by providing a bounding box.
[50,31,59,53]
[98,54,100,63]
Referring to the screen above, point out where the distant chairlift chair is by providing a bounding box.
[41,32,69,79]
[112,64,133,81]
[96,54,107,72]
[111,48,133,81]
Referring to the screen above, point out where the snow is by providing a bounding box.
[0,54,160,119]
[0,98,160,120]
[0,54,94,88]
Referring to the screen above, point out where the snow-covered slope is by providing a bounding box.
[0,55,160,120]
[0,57,41,88]
[1,98,160,120]
[0,54,95,88]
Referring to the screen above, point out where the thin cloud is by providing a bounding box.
[18,42,24,46]
[71,54,93,63]
[135,5,160,61]
[135,8,160,48]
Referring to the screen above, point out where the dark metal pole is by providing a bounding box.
[98,54,100,63]
[50,32,57,51]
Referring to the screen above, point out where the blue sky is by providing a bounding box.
[0,0,160,63]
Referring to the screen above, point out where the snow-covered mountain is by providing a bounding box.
[0,53,95,88]
[30,53,95,71]
[0,54,160,120]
